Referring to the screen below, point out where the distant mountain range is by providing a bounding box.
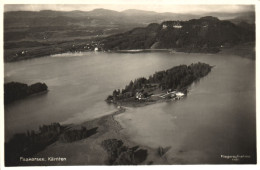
[4,9,255,61]
[5,8,254,28]
[4,8,254,43]
[4,9,199,30]
[101,16,255,53]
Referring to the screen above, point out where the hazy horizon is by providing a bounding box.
[4,4,254,14]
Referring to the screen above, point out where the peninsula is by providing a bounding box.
[106,62,212,107]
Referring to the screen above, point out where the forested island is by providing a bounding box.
[4,82,48,104]
[107,62,212,107]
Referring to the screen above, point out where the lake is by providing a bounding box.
[4,51,256,164]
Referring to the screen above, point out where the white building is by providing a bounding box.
[136,92,145,100]
[162,24,168,29]
[173,25,182,29]
[176,92,185,99]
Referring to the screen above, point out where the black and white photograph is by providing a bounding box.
[0,0,258,168]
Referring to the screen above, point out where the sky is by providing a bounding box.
[4,4,254,14]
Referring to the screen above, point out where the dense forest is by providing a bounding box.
[107,62,212,102]
[101,139,148,165]
[5,123,63,166]
[102,16,255,53]
[61,127,98,143]
[4,82,48,104]
[5,123,98,166]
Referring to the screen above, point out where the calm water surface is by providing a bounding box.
[4,52,255,163]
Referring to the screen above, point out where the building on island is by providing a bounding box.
[176,92,185,99]
[136,92,146,100]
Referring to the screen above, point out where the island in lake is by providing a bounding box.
[5,62,212,166]
[106,62,212,107]
[4,82,48,104]
[3,4,255,166]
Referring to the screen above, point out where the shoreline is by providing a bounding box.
[18,106,168,165]
[108,97,177,108]
[4,50,256,165]
[5,42,255,62]
[114,49,172,53]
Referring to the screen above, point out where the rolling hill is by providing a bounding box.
[101,16,255,53]
[4,9,255,61]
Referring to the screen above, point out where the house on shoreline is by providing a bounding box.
[160,90,185,100]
